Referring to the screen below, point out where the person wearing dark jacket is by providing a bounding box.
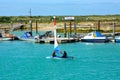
[52,51,56,57]
[62,51,67,58]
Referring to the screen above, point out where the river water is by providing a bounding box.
[0,40,120,80]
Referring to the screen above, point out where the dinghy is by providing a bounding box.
[46,16,74,59]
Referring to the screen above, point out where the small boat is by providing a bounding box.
[46,16,74,59]
[115,36,120,43]
[0,37,13,41]
[18,32,35,42]
[81,31,108,43]
[0,30,18,41]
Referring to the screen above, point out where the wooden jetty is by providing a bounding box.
[35,37,79,44]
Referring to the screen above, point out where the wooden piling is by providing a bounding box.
[112,22,115,42]
[74,23,76,35]
[64,22,67,37]
[36,20,38,35]
[29,20,32,36]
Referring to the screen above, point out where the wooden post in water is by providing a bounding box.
[64,22,66,37]
[29,20,32,36]
[97,20,100,31]
[70,21,72,36]
[29,8,32,36]
[112,22,115,42]
[11,21,13,31]
[36,20,38,35]
[65,17,75,38]
[74,23,76,35]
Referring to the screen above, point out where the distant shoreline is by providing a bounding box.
[0,15,120,33]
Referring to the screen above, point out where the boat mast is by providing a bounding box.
[29,8,32,36]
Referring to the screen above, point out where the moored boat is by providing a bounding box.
[0,37,13,41]
[0,30,18,41]
[18,32,35,42]
[80,31,109,43]
[115,36,120,43]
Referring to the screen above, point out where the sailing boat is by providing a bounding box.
[53,16,61,54]
[46,16,73,59]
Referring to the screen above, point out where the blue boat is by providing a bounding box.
[81,31,108,43]
[18,32,35,42]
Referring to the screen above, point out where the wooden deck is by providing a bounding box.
[35,37,80,44]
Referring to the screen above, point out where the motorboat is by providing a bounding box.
[115,36,120,43]
[0,30,18,41]
[18,32,35,42]
[80,31,108,43]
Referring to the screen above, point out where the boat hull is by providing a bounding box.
[81,39,108,43]
[46,56,74,59]
[0,37,13,41]
[18,37,35,42]
[115,39,120,43]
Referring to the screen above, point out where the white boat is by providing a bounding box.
[115,36,120,43]
[18,37,35,42]
[0,37,13,41]
[46,16,74,59]
[0,30,17,41]
[81,31,108,43]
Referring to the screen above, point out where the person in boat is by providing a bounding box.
[52,51,56,57]
[62,51,67,58]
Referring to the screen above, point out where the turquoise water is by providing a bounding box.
[0,41,120,80]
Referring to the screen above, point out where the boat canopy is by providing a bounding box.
[24,32,32,37]
[94,31,103,37]
[20,32,32,38]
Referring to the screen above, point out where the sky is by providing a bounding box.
[0,0,120,16]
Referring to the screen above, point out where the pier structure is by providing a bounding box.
[35,37,79,44]
[64,17,76,37]
[32,16,79,44]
